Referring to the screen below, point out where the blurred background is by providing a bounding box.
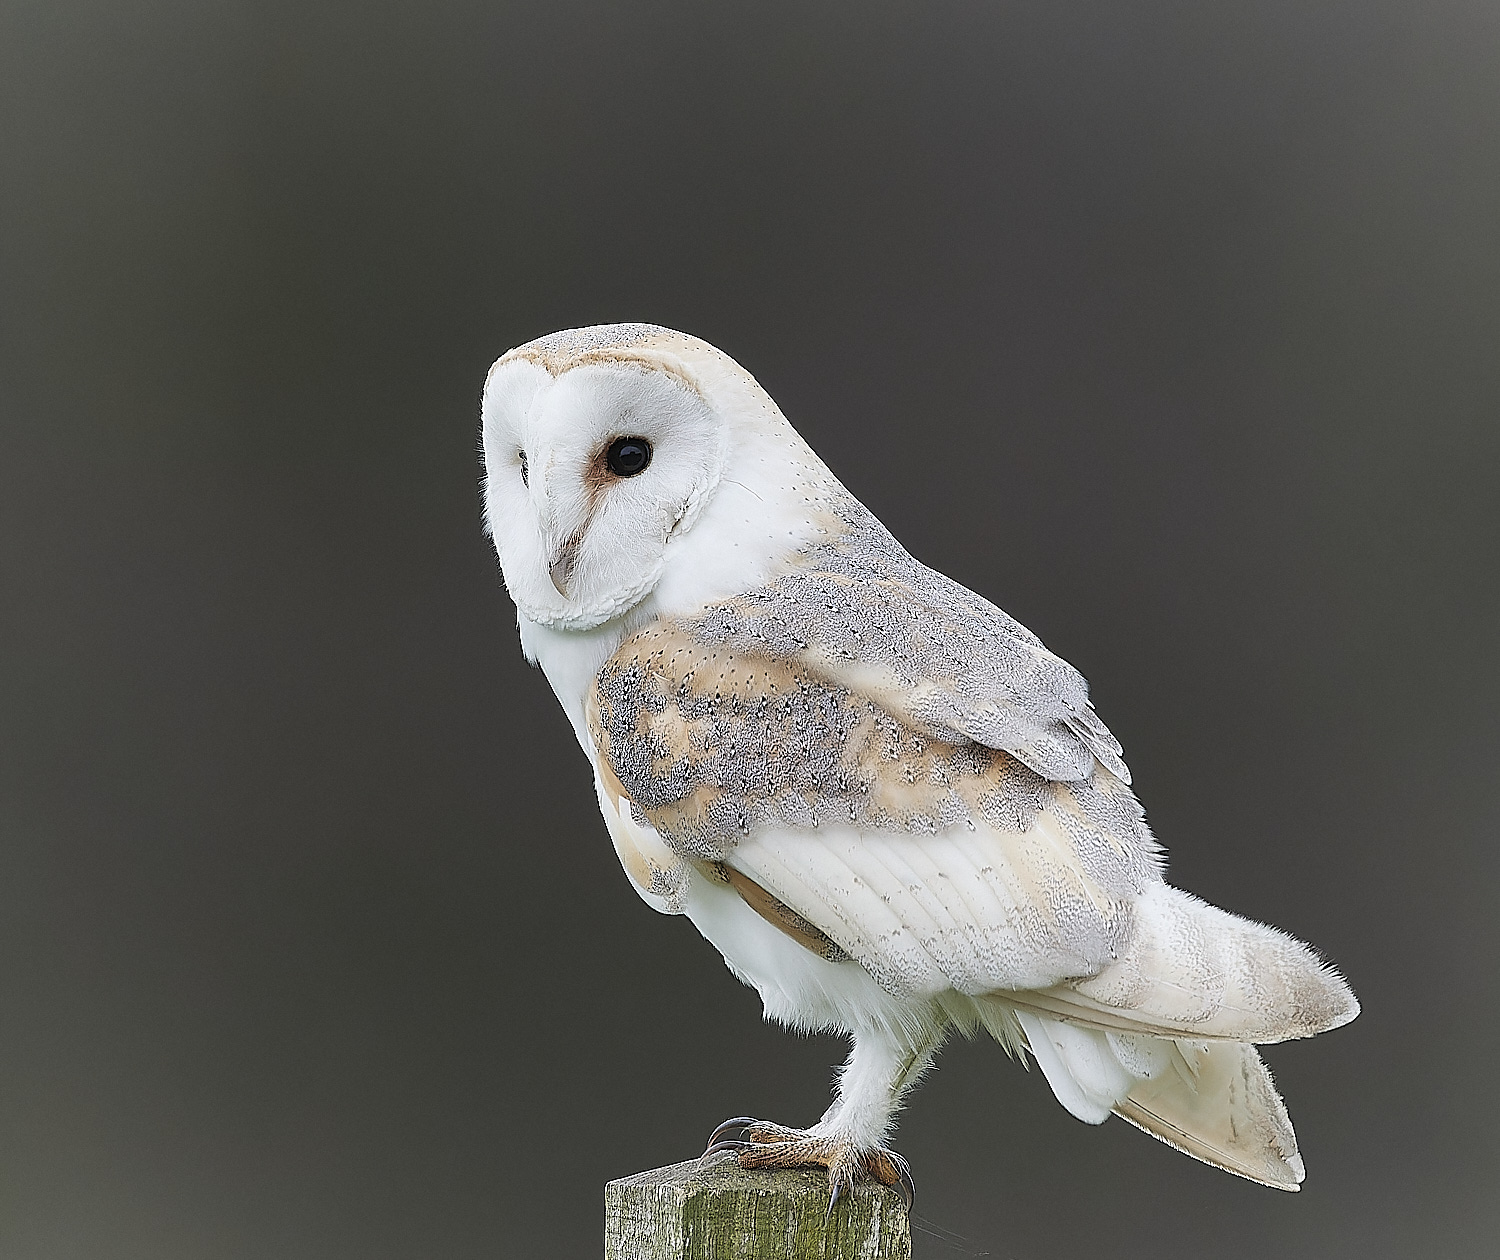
[2,1,1497,1256]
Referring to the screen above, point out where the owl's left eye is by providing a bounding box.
[518,450,528,486]
[605,436,652,477]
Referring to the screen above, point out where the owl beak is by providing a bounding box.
[547,533,581,596]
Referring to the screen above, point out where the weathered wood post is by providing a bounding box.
[605,1158,911,1260]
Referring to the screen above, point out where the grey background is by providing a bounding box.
[2,1,1497,1256]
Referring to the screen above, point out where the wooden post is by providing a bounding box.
[605,1157,911,1260]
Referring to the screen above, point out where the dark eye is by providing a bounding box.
[605,436,652,477]
[517,450,528,486]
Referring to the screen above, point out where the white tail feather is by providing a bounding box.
[1007,1007,1306,1190]
[1015,1010,1130,1124]
[1115,1040,1304,1190]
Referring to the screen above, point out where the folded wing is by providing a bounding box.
[589,617,1154,985]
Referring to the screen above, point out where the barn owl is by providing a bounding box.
[480,323,1357,1207]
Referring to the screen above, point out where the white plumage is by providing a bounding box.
[481,323,1358,1201]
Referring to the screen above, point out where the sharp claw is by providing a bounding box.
[704,1116,759,1151]
[699,1139,751,1161]
[826,1180,845,1220]
[892,1154,916,1213]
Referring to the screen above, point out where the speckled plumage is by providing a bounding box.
[586,623,1154,998]
[682,486,1129,784]
[481,323,1359,1198]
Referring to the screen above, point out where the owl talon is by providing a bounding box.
[699,1116,911,1214]
[892,1152,916,1211]
[699,1139,751,1161]
[703,1116,760,1152]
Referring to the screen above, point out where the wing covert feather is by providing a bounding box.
[683,490,1129,783]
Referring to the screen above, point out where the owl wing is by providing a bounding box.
[588,620,1153,998]
[588,619,1356,1043]
[684,497,1129,784]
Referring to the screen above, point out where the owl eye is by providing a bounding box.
[518,450,528,486]
[605,436,652,477]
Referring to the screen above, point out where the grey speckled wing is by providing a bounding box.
[684,489,1129,785]
[586,621,1161,995]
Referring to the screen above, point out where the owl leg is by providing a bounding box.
[701,1022,940,1211]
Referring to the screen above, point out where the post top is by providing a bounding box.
[605,1158,911,1260]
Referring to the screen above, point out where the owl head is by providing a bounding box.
[481,324,827,633]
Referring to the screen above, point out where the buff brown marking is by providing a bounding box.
[499,325,708,402]
[593,621,1150,875]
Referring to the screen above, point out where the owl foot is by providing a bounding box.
[700,1116,915,1214]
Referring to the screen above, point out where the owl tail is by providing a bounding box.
[1013,1011,1305,1190]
